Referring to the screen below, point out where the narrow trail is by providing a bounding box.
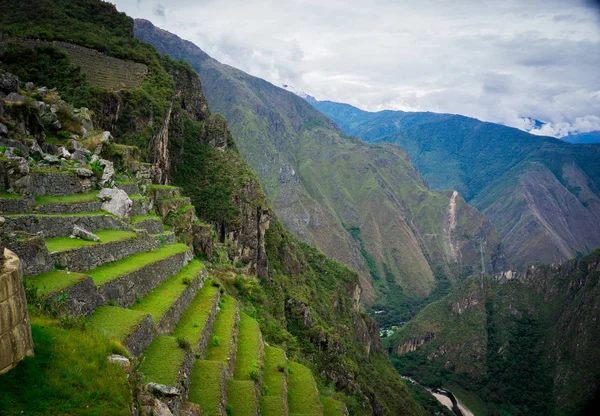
[444,191,459,262]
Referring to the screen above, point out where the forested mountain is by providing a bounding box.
[135,20,507,321]
[310,99,600,268]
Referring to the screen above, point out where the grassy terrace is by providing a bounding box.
[288,361,322,416]
[138,336,186,386]
[35,191,98,206]
[27,270,89,296]
[0,190,21,199]
[130,214,161,224]
[172,283,219,350]
[88,243,188,285]
[86,306,149,342]
[205,295,238,363]
[226,380,258,416]
[4,210,111,218]
[233,313,262,381]
[260,346,288,416]
[188,360,225,413]
[45,229,137,252]
[321,396,345,416]
[131,260,204,324]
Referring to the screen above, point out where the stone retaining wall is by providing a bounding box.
[123,314,155,358]
[31,171,96,196]
[0,197,33,215]
[0,249,34,375]
[4,214,131,238]
[36,200,103,214]
[156,273,203,334]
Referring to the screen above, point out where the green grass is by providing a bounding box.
[226,380,258,416]
[45,229,137,252]
[131,259,203,323]
[86,306,149,342]
[260,396,287,416]
[287,361,322,415]
[128,194,145,200]
[205,295,238,362]
[262,346,286,397]
[188,360,225,414]
[35,191,98,206]
[0,190,21,199]
[88,243,189,285]
[147,184,180,190]
[27,270,89,297]
[172,283,219,350]
[4,210,112,218]
[445,382,487,416]
[233,313,262,381]
[138,336,186,386]
[321,396,346,416]
[130,214,161,224]
[0,314,131,415]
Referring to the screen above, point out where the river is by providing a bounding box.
[401,376,475,416]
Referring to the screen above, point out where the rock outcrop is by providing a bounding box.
[0,245,34,375]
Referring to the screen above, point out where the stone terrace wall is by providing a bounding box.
[0,247,34,375]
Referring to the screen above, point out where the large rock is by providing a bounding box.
[4,93,25,106]
[99,159,115,187]
[0,70,19,94]
[98,188,132,218]
[72,225,99,242]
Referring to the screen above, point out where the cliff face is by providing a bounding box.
[391,249,600,415]
[134,19,507,311]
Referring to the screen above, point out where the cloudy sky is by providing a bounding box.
[115,0,600,137]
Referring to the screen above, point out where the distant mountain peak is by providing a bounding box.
[281,84,308,99]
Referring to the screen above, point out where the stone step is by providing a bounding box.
[129,194,152,217]
[34,191,102,214]
[156,197,192,219]
[188,360,228,416]
[287,362,324,416]
[0,192,32,214]
[172,282,220,356]
[321,397,349,416]
[3,212,131,238]
[226,380,259,416]
[46,229,156,273]
[86,306,155,358]
[260,346,289,416]
[203,295,240,377]
[30,169,97,196]
[138,335,195,413]
[27,243,192,316]
[152,231,177,246]
[130,215,164,234]
[115,180,140,196]
[131,259,205,334]
[146,184,181,201]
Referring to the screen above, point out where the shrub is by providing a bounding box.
[249,369,260,382]
[211,335,220,347]
[176,336,191,350]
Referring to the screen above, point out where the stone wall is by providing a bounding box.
[0,248,34,375]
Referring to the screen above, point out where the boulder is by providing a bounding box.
[0,123,7,137]
[72,139,83,151]
[30,140,44,158]
[6,150,30,175]
[147,382,181,397]
[43,154,60,165]
[107,354,130,369]
[75,168,94,177]
[71,150,88,165]
[101,131,113,143]
[0,70,19,94]
[72,225,99,242]
[99,159,115,187]
[59,146,71,160]
[24,82,35,90]
[4,93,25,106]
[98,188,132,218]
[36,87,49,96]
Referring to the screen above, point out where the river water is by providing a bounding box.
[401,376,475,416]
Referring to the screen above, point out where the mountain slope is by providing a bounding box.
[310,99,600,268]
[134,20,507,311]
[564,131,600,144]
[390,249,600,416]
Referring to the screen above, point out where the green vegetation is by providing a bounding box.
[88,243,188,285]
[445,383,487,416]
[262,346,286,398]
[86,306,148,342]
[35,190,98,206]
[130,214,161,224]
[205,295,237,362]
[226,380,258,416]
[138,336,186,386]
[188,360,225,413]
[287,361,322,415]
[131,259,203,323]
[0,315,131,415]
[45,229,137,252]
[27,269,89,297]
[172,283,219,350]
[321,396,346,416]
[233,313,262,381]
[259,396,287,416]
[0,190,21,199]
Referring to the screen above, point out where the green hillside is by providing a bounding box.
[311,99,600,268]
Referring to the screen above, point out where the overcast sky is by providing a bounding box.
[114,0,600,137]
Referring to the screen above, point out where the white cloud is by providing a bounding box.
[116,0,600,136]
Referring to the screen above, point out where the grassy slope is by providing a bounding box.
[45,229,137,252]
[172,283,219,348]
[138,336,186,386]
[233,313,262,381]
[188,360,225,412]
[0,314,131,416]
[205,295,237,362]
